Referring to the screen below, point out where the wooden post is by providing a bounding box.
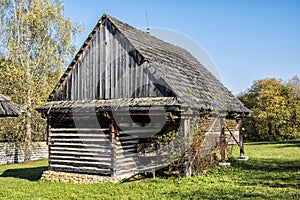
[220,118,226,163]
[184,117,192,177]
[47,124,51,170]
[239,131,245,157]
[110,130,116,178]
[152,169,156,179]
[238,119,248,160]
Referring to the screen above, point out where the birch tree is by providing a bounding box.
[0,0,82,160]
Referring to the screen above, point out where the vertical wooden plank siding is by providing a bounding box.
[90,38,94,99]
[52,19,168,101]
[125,41,130,98]
[110,31,115,99]
[93,30,98,100]
[84,47,89,99]
[78,59,82,99]
[99,24,104,99]
[75,62,79,99]
[105,21,110,99]
[117,38,122,98]
[114,35,118,98]
[88,43,92,99]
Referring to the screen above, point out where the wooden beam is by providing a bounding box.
[110,131,116,177]
[184,117,192,177]
[220,118,226,163]
[238,119,248,160]
[47,125,51,170]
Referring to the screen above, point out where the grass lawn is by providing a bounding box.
[0,140,299,200]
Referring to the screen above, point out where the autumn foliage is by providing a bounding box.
[0,0,82,160]
[238,77,300,141]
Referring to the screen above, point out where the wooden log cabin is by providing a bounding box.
[37,14,250,179]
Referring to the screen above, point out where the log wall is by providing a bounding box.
[47,111,177,178]
[115,132,139,177]
[48,127,112,176]
[46,113,240,178]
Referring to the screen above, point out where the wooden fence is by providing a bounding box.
[0,142,48,165]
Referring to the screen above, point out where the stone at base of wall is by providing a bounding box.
[41,171,121,184]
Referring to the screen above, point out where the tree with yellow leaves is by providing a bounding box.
[238,77,300,141]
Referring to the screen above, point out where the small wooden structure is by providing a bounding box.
[37,14,250,179]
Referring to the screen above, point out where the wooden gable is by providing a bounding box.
[50,17,174,101]
[47,14,250,115]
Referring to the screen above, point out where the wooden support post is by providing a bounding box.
[238,119,248,160]
[220,118,226,163]
[152,169,156,179]
[47,124,51,170]
[110,131,116,177]
[240,120,244,157]
[184,117,192,177]
[239,129,245,157]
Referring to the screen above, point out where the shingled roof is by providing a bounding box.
[45,14,250,115]
[0,94,23,117]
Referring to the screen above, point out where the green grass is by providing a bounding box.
[0,140,299,200]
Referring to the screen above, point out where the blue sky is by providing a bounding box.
[62,0,300,95]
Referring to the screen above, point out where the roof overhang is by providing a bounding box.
[0,94,24,117]
[37,96,251,119]
[36,97,182,115]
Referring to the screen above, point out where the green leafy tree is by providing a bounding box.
[286,76,300,134]
[0,0,82,160]
[239,77,299,141]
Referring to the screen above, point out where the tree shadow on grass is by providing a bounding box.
[246,139,300,146]
[276,140,300,148]
[0,166,48,181]
[232,158,300,189]
[165,189,270,200]
[233,158,300,173]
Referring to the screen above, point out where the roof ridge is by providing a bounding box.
[105,14,196,62]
